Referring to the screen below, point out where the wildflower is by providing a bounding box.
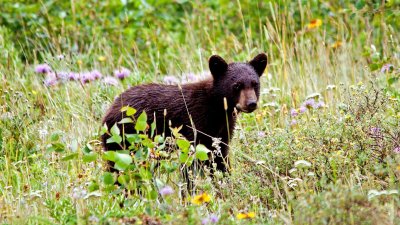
[77,60,83,65]
[306,19,322,29]
[290,109,298,117]
[191,193,211,205]
[299,106,307,113]
[90,70,102,80]
[330,41,342,49]
[35,64,52,74]
[44,73,58,86]
[80,72,95,83]
[56,54,64,60]
[68,72,80,81]
[159,186,174,196]
[163,75,180,85]
[303,99,316,109]
[202,214,219,224]
[88,215,99,223]
[326,84,336,90]
[72,186,87,199]
[257,131,266,138]
[369,127,382,137]
[103,76,119,86]
[236,212,255,220]
[314,101,325,109]
[182,72,198,83]
[291,119,297,126]
[381,64,394,73]
[114,67,131,79]
[98,56,106,62]
[56,71,69,81]
[394,146,400,154]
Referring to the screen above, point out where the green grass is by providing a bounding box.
[1,1,400,224]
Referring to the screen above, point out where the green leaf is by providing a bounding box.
[118,118,134,124]
[102,151,116,162]
[50,133,60,142]
[110,124,120,136]
[114,152,133,171]
[176,139,190,153]
[101,123,108,135]
[135,111,148,132]
[82,143,92,154]
[48,143,65,153]
[61,153,78,161]
[388,77,399,86]
[121,106,137,116]
[106,135,122,144]
[195,144,210,161]
[83,152,98,162]
[101,172,115,185]
[117,174,130,185]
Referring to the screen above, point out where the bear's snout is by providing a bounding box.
[236,88,258,113]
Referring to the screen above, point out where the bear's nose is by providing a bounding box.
[246,101,257,111]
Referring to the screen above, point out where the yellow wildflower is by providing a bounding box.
[191,193,211,205]
[306,19,322,29]
[236,212,256,220]
[77,59,83,65]
[330,41,342,49]
[98,56,106,62]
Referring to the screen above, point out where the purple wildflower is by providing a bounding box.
[44,72,58,86]
[114,67,131,79]
[393,146,400,154]
[35,64,52,74]
[381,64,394,73]
[159,186,174,196]
[56,71,69,81]
[182,72,197,83]
[303,99,316,109]
[68,72,80,81]
[91,70,102,80]
[103,76,119,86]
[290,109,298,117]
[163,75,180,85]
[202,214,219,224]
[314,101,325,109]
[257,131,266,138]
[291,119,297,126]
[370,127,382,136]
[299,106,307,113]
[80,72,95,84]
[56,54,65,60]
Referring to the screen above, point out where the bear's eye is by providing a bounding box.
[251,81,258,87]
[233,83,242,91]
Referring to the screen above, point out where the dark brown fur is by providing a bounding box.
[101,53,268,172]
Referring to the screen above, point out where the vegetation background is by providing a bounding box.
[0,0,399,224]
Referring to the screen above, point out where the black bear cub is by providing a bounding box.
[102,53,267,172]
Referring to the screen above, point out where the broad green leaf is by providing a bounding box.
[106,135,122,144]
[195,144,210,161]
[117,174,130,185]
[176,139,190,153]
[101,172,115,185]
[102,151,116,162]
[114,152,133,170]
[110,124,120,136]
[100,123,108,135]
[388,77,399,86]
[118,118,134,124]
[135,111,148,132]
[83,152,98,162]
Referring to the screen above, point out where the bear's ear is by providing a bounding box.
[249,53,268,76]
[209,55,228,78]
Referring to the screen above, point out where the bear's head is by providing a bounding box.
[209,53,268,113]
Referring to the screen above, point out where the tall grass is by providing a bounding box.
[0,1,399,224]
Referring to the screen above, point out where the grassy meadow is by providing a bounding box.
[1,1,400,224]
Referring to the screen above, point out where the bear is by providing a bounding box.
[101,53,267,173]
